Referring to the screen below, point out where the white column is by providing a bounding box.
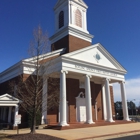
[8,107,12,123]
[85,75,94,124]
[83,10,87,31]
[102,83,107,121]
[13,105,18,126]
[120,81,130,121]
[105,78,114,122]
[41,78,48,124]
[59,70,69,126]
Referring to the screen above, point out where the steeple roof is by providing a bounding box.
[54,0,88,10]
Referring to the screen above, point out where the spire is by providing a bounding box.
[50,0,93,53]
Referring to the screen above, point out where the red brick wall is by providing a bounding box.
[47,78,59,123]
[47,109,59,123]
[91,82,103,121]
[47,78,104,123]
[66,78,80,123]
[51,35,91,53]
[110,86,115,119]
[69,35,91,52]
[65,79,103,123]
[0,75,21,95]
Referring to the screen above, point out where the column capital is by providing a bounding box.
[119,81,125,84]
[61,70,68,74]
[85,74,92,78]
[102,78,111,82]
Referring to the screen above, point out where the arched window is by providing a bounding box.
[59,11,64,29]
[75,9,82,27]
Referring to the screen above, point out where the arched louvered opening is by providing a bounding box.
[59,11,64,29]
[75,9,82,27]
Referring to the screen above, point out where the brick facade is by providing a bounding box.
[110,86,115,119]
[51,35,91,53]
[0,73,116,126]
[46,78,115,123]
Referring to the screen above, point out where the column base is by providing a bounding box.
[41,119,47,125]
[86,120,95,124]
[59,122,69,126]
[106,119,115,122]
[123,118,131,121]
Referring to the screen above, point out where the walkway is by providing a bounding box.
[0,123,140,140]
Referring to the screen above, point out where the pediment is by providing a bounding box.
[63,43,127,72]
[0,94,20,102]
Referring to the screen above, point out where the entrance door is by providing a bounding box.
[76,93,86,122]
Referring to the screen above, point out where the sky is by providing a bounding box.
[0,0,140,105]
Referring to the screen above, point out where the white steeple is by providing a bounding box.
[54,0,89,33]
[50,0,93,51]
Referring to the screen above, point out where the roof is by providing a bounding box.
[0,48,65,83]
[0,93,22,106]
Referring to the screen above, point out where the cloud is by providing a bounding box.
[113,77,140,106]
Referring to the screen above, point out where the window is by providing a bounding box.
[59,11,64,29]
[75,9,82,27]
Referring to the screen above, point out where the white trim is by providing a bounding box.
[63,43,127,72]
[50,26,93,44]
[0,94,22,106]
[0,49,65,83]
[54,0,88,11]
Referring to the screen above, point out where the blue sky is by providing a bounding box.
[0,0,140,103]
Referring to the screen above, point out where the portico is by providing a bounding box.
[42,43,130,126]
[0,94,21,128]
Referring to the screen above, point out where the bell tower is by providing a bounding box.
[50,0,93,53]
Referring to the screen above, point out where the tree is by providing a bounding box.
[114,101,123,119]
[10,26,59,134]
[115,100,136,119]
[127,101,136,115]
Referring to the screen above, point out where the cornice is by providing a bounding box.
[50,26,93,44]
[61,55,127,75]
[54,0,88,11]
[0,49,65,83]
[70,0,88,9]
[97,43,127,72]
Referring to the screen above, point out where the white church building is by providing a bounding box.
[0,0,130,129]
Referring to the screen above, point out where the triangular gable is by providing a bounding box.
[63,43,127,72]
[0,93,21,102]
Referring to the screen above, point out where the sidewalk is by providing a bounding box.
[0,123,140,140]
